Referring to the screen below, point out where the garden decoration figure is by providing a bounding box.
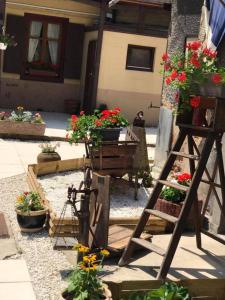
[161,40,225,114]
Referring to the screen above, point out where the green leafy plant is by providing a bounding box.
[63,244,110,300]
[141,171,153,188]
[0,31,17,47]
[124,282,190,300]
[161,40,225,113]
[66,107,129,145]
[160,173,191,204]
[16,192,44,213]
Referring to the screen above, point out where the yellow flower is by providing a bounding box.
[100,249,110,257]
[84,264,98,272]
[16,195,25,204]
[73,243,81,250]
[89,254,97,262]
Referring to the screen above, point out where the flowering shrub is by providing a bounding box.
[160,173,191,203]
[161,40,225,113]
[67,107,129,144]
[39,142,60,153]
[63,244,110,300]
[16,191,44,213]
[4,106,45,123]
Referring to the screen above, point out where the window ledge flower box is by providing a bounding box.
[0,120,46,136]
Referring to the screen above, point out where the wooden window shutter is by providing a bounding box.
[3,14,25,74]
[64,23,85,79]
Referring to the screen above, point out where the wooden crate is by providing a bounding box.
[106,279,225,300]
[26,158,167,238]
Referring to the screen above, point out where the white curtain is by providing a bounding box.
[28,21,42,62]
[48,23,60,65]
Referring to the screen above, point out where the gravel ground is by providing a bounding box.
[38,171,152,218]
[0,174,72,300]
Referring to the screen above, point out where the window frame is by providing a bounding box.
[126,44,155,72]
[21,13,68,83]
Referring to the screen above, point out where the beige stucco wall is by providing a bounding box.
[97,31,167,126]
[1,0,99,112]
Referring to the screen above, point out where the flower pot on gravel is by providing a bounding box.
[16,208,48,232]
[37,152,61,163]
[15,191,47,232]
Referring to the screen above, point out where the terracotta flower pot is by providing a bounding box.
[37,152,61,163]
[155,198,203,232]
[16,208,48,232]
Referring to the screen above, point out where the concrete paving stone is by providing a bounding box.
[0,282,36,300]
[0,259,31,282]
[0,239,18,259]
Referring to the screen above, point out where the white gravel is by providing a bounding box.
[38,171,152,218]
[0,174,72,300]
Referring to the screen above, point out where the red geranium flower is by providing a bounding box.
[177,173,191,182]
[190,96,201,108]
[165,77,172,85]
[95,120,102,127]
[190,56,201,68]
[164,63,171,71]
[186,41,202,51]
[71,115,77,121]
[80,111,84,116]
[162,52,169,62]
[211,73,222,84]
[171,69,178,80]
[177,71,187,82]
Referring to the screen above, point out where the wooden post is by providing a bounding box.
[90,0,107,112]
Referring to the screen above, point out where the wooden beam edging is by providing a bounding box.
[26,158,167,236]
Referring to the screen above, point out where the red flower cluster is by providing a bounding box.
[186,41,201,51]
[190,96,201,108]
[211,73,222,84]
[177,173,191,183]
[202,48,217,59]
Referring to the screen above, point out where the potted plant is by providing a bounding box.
[155,173,202,231]
[66,108,129,145]
[161,40,225,124]
[62,244,112,300]
[0,106,46,135]
[15,191,48,232]
[37,142,61,163]
[0,27,17,50]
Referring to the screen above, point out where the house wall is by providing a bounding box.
[0,0,99,112]
[97,31,167,126]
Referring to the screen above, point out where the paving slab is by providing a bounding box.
[0,259,31,282]
[102,233,225,283]
[0,239,18,259]
[0,282,36,300]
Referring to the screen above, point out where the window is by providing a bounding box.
[22,14,68,82]
[126,45,155,72]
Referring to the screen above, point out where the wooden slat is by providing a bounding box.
[145,209,178,224]
[0,213,9,238]
[92,157,133,170]
[131,238,165,256]
[91,144,137,157]
[171,151,199,160]
[158,180,189,192]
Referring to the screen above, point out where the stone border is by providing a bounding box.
[0,120,46,136]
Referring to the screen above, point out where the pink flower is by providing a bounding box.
[80,111,84,116]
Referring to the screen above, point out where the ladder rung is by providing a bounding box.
[177,124,212,131]
[201,179,221,188]
[145,209,178,224]
[171,151,199,160]
[158,180,189,192]
[132,238,165,256]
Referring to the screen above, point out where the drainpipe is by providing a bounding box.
[90,0,107,112]
[0,0,6,106]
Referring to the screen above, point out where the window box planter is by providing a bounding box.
[0,120,46,136]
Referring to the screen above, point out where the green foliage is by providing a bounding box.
[160,187,185,204]
[0,33,17,47]
[141,171,153,188]
[124,282,191,300]
[16,192,44,213]
[8,106,44,123]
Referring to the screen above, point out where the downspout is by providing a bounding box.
[91,0,107,112]
[0,0,6,106]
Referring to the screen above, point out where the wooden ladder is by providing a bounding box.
[118,124,225,279]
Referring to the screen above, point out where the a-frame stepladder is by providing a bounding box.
[119,96,225,279]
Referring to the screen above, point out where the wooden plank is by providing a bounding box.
[91,144,137,157]
[145,209,178,224]
[171,151,199,160]
[0,212,9,238]
[92,157,133,170]
[158,180,189,192]
[131,238,165,256]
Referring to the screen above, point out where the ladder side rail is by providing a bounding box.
[158,132,215,279]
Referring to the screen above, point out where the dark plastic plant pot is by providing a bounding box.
[16,208,48,232]
[91,128,122,141]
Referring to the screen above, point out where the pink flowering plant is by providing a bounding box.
[67,107,129,144]
[1,106,45,123]
[162,40,225,113]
